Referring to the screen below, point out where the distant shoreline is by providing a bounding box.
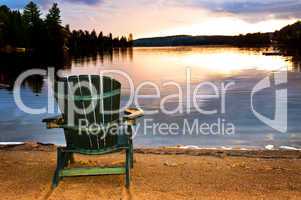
[133,21,301,48]
[133,34,271,47]
[133,44,270,48]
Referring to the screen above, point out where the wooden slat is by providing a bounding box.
[67,76,84,126]
[103,76,112,124]
[79,75,95,125]
[78,75,97,148]
[68,76,92,148]
[55,77,68,123]
[103,77,115,147]
[100,76,105,146]
[89,75,102,149]
[60,167,125,177]
[112,79,121,122]
[55,77,73,147]
[90,75,102,124]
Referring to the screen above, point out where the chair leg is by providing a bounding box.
[52,161,60,189]
[125,149,131,188]
[52,148,68,188]
[130,142,134,168]
[128,125,134,169]
[68,152,75,164]
[52,148,62,188]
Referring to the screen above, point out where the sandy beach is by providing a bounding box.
[0,143,301,200]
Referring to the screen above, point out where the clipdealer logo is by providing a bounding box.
[251,71,287,133]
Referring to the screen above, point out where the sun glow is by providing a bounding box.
[181,52,289,73]
[160,17,298,37]
[53,1,300,38]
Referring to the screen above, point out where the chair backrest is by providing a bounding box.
[55,75,121,150]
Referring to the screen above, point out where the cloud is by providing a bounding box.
[1,0,103,9]
[218,0,301,13]
[5,0,301,21]
[169,0,301,21]
[219,0,301,19]
[2,0,299,37]
[71,0,102,4]
[50,0,103,6]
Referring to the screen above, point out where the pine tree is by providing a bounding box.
[45,3,64,54]
[23,1,43,49]
[128,33,133,46]
[45,3,61,26]
[23,1,41,27]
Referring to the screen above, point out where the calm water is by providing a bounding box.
[0,46,301,149]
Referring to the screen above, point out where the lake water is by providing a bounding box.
[0,46,301,149]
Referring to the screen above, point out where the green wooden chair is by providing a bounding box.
[42,75,143,188]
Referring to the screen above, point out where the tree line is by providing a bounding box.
[233,33,271,46]
[274,21,301,48]
[0,2,133,56]
[134,21,301,48]
[134,33,271,47]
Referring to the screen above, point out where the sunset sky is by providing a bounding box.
[3,0,301,38]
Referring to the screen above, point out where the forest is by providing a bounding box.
[0,2,133,57]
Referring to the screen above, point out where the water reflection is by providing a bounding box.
[0,46,299,94]
[291,51,301,72]
[62,46,301,149]
[71,48,133,67]
[0,48,134,93]
[64,46,300,86]
[0,51,72,91]
[0,46,301,148]
[25,75,44,95]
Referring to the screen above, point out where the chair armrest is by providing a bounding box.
[42,115,65,129]
[123,108,144,120]
[42,115,63,123]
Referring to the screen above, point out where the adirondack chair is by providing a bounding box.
[42,75,143,188]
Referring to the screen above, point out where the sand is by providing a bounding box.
[0,143,301,200]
